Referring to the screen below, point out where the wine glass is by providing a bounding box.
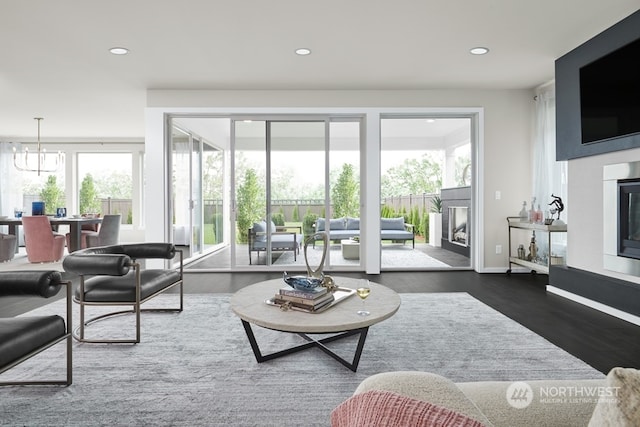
[356,282,371,316]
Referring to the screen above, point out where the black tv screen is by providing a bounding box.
[579,37,640,145]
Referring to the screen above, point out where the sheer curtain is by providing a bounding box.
[533,83,567,222]
[0,142,24,219]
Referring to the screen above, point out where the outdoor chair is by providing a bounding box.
[248,220,302,265]
[0,270,72,386]
[62,243,183,344]
[22,216,66,263]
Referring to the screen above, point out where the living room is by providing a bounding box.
[2,2,640,426]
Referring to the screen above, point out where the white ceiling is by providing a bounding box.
[1,1,638,142]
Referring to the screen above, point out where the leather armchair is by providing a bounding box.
[62,243,183,344]
[0,271,72,386]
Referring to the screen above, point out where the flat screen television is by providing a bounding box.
[579,37,640,145]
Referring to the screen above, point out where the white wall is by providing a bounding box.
[145,89,534,271]
[567,148,640,285]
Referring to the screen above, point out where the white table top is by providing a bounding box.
[230,276,401,334]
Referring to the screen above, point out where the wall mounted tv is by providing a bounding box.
[555,9,640,160]
[579,37,640,145]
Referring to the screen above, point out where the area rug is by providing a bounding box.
[0,293,603,426]
[274,244,450,268]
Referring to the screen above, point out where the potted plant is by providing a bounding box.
[429,195,442,247]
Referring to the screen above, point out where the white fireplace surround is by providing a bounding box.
[603,161,640,276]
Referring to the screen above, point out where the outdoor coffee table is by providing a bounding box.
[230,277,400,371]
[340,239,360,260]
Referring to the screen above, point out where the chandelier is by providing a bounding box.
[13,117,63,176]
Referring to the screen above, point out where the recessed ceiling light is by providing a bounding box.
[109,47,129,55]
[469,47,489,55]
[426,119,436,123]
[295,48,311,56]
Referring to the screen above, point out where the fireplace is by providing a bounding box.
[448,206,468,247]
[604,161,640,275]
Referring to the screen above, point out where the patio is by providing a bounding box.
[184,242,470,270]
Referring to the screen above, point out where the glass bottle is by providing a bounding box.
[519,202,528,221]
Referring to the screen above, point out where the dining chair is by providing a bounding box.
[0,234,17,262]
[85,214,121,248]
[22,216,66,263]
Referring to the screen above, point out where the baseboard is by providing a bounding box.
[547,286,640,327]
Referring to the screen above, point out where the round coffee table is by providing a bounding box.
[231,276,400,371]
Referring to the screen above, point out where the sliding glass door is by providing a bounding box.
[233,119,328,268]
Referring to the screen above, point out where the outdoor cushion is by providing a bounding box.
[252,222,267,242]
[346,217,360,230]
[316,218,347,231]
[381,217,406,230]
[330,218,346,230]
[251,233,302,251]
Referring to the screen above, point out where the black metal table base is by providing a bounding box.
[240,320,369,372]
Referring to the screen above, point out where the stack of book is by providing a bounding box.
[274,285,335,312]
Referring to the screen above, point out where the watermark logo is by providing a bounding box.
[506,382,621,408]
[506,382,533,409]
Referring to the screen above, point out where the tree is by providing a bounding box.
[39,175,65,215]
[80,174,101,214]
[236,168,264,243]
[381,153,443,198]
[331,163,359,218]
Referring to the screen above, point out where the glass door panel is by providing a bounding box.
[329,121,361,267]
[269,121,325,269]
[191,136,203,255]
[233,120,267,266]
[380,117,472,269]
[171,127,192,258]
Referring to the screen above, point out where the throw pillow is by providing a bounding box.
[588,367,640,427]
[315,218,326,231]
[331,390,486,427]
[252,222,267,242]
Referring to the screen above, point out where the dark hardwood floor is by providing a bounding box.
[3,270,638,375]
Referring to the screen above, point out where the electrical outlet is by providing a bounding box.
[495,244,502,254]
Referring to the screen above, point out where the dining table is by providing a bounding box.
[0,216,103,253]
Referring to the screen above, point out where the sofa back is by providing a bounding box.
[315,217,348,231]
[381,217,405,230]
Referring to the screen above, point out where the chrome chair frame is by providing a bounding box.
[65,244,183,344]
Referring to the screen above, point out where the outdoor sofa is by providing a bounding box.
[314,217,415,248]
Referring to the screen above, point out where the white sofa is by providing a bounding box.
[332,368,640,427]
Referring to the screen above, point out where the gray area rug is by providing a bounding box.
[0,293,602,426]
[274,244,450,268]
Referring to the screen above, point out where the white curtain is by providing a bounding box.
[0,142,25,218]
[533,83,567,222]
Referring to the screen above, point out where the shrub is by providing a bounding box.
[303,210,318,237]
[271,212,285,226]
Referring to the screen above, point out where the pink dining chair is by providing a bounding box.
[22,216,66,263]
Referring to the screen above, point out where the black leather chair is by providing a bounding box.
[62,243,183,344]
[0,271,72,386]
